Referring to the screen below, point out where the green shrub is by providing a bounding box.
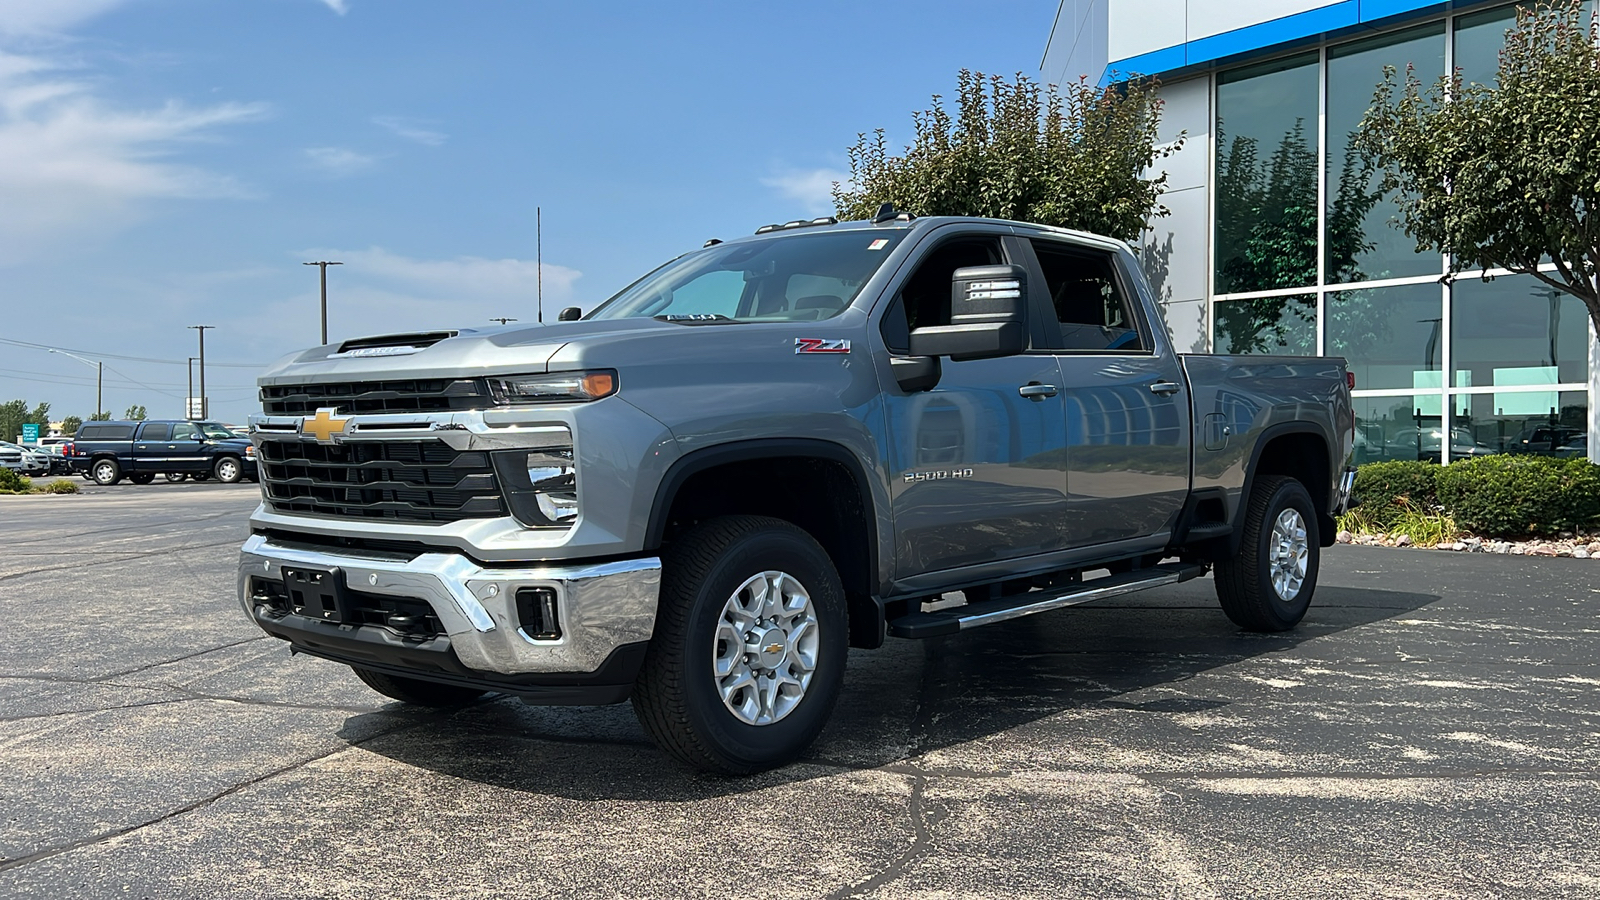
[1435,455,1600,538]
[0,468,29,493]
[1350,461,1439,529]
[43,479,79,494]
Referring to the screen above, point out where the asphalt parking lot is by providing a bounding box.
[1,484,1597,899]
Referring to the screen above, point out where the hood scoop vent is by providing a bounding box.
[330,331,457,358]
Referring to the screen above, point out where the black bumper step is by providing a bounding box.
[887,563,1207,639]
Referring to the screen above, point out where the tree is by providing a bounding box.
[1356,0,1600,339]
[0,400,49,442]
[60,415,83,436]
[832,71,1183,244]
[88,411,112,421]
[124,404,147,421]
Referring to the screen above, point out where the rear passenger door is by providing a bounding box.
[132,422,171,472]
[1026,237,1190,546]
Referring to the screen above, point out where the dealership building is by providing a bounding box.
[1043,0,1598,463]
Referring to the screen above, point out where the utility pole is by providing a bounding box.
[188,326,214,420]
[303,260,343,345]
[48,349,102,418]
[537,206,542,325]
[489,317,518,325]
[187,357,197,420]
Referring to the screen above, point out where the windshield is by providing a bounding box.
[587,230,905,322]
[198,422,238,439]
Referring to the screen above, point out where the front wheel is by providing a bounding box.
[632,515,847,775]
[1214,475,1320,632]
[212,456,243,484]
[91,458,121,486]
[351,667,486,707]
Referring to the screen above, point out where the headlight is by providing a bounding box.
[487,370,617,404]
[244,445,256,457]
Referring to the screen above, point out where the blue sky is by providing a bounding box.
[0,0,1059,426]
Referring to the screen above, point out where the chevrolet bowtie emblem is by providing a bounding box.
[298,408,350,444]
[764,643,783,655]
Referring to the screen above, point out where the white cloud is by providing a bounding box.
[0,49,265,262]
[761,166,848,217]
[372,115,446,146]
[0,0,128,36]
[318,0,349,15]
[304,145,376,175]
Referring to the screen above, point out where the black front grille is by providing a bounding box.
[260,378,490,416]
[259,439,505,523]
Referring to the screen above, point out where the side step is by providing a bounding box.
[886,563,1207,639]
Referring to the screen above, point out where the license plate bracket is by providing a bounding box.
[283,565,354,625]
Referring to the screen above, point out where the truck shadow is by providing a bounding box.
[341,581,1437,801]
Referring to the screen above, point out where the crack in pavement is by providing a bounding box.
[0,538,247,585]
[0,708,453,873]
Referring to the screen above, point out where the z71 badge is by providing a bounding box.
[795,338,851,354]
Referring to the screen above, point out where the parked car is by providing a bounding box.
[1504,424,1585,456]
[0,441,53,477]
[238,212,1356,774]
[66,419,257,485]
[1554,434,1588,458]
[1382,427,1495,462]
[0,443,21,473]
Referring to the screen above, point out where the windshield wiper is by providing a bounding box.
[654,314,743,325]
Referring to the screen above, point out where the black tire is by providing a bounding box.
[632,515,848,775]
[192,472,210,482]
[128,473,156,485]
[91,458,121,486]
[350,667,486,707]
[212,456,243,484]
[1214,475,1320,632]
[164,473,188,483]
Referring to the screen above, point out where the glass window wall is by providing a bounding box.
[1214,53,1320,295]
[1456,391,1588,457]
[1452,274,1589,389]
[1325,26,1444,283]
[1326,282,1443,392]
[1214,295,1316,355]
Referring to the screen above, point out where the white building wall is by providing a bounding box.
[1042,0,1109,86]
[1139,75,1211,353]
[1107,0,1187,66]
[1183,0,1336,41]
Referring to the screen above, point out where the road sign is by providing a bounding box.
[21,423,38,445]
[186,398,205,419]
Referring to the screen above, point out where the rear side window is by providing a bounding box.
[1031,240,1145,352]
[138,423,172,441]
[79,424,135,439]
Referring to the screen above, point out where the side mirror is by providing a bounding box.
[558,307,582,321]
[906,264,1027,362]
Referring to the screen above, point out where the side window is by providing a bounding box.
[1031,240,1145,352]
[171,422,201,441]
[881,237,1003,353]
[139,423,172,441]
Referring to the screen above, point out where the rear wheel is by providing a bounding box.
[91,458,121,486]
[632,515,847,775]
[163,473,187,483]
[350,667,486,707]
[1214,475,1319,632]
[128,473,156,485]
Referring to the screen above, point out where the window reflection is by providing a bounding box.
[1455,391,1588,457]
[1326,26,1444,283]
[1214,295,1316,355]
[1326,282,1442,391]
[1215,54,1319,294]
[1452,275,1589,388]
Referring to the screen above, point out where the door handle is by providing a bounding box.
[1149,381,1182,395]
[1018,383,1059,399]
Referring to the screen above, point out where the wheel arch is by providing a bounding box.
[646,439,884,649]
[1236,423,1336,551]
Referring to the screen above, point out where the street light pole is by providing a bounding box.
[303,261,343,345]
[188,326,214,420]
[48,349,103,418]
[187,357,197,420]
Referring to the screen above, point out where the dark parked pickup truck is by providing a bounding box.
[239,211,1355,774]
[68,419,257,485]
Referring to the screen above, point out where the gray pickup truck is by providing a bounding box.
[238,211,1355,774]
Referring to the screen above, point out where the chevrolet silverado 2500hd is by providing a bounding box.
[239,212,1355,774]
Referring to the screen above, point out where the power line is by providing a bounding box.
[0,367,253,390]
[0,336,268,368]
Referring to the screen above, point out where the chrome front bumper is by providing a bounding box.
[237,534,660,676]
